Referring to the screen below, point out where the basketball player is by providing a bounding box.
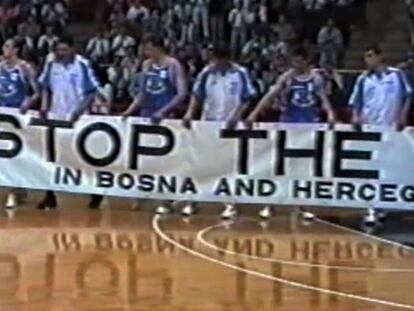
[122,33,188,215]
[37,35,101,210]
[247,47,335,221]
[0,38,39,211]
[349,46,412,226]
[182,43,256,219]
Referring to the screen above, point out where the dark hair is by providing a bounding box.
[57,34,75,47]
[212,42,231,59]
[365,45,382,55]
[10,37,24,52]
[291,47,309,60]
[142,33,165,50]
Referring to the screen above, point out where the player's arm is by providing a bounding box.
[348,74,365,127]
[122,60,150,118]
[21,62,40,113]
[70,60,100,122]
[38,60,53,119]
[397,70,413,130]
[246,70,291,123]
[152,59,188,120]
[183,68,208,129]
[227,68,257,129]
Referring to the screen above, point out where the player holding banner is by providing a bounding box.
[247,47,335,221]
[182,43,256,219]
[349,46,412,226]
[122,33,188,215]
[0,38,39,212]
[37,35,101,210]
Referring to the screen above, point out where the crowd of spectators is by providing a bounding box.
[0,0,69,68]
[0,0,368,114]
[80,0,365,112]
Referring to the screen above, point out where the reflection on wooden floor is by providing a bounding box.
[0,193,413,310]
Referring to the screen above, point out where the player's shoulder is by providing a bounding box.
[197,64,215,78]
[75,54,93,66]
[277,68,295,83]
[387,66,403,73]
[165,56,181,67]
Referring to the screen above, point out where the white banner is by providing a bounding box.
[1,108,414,210]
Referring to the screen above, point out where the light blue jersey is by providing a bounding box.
[193,63,256,121]
[349,67,412,127]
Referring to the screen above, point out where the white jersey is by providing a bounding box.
[193,63,255,121]
[349,67,412,127]
[39,54,99,121]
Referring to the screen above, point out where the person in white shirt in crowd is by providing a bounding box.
[241,30,267,60]
[41,0,69,28]
[86,27,111,64]
[209,0,227,43]
[349,46,412,226]
[37,25,59,57]
[191,0,210,39]
[182,42,256,219]
[37,35,102,210]
[228,0,248,59]
[126,0,150,24]
[317,18,344,68]
[16,25,35,55]
[111,24,136,58]
[272,14,297,44]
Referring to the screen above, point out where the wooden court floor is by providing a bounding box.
[0,193,414,311]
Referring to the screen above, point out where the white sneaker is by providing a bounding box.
[364,209,378,226]
[259,206,273,220]
[155,205,173,215]
[5,193,18,210]
[181,204,196,217]
[221,204,238,220]
[302,211,315,221]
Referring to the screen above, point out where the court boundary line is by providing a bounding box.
[152,215,414,310]
[197,220,414,272]
[315,218,414,252]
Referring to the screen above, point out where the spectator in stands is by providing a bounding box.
[111,24,136,57]
[86,27,111,64]
[319,62,345,111]
[272,14,297,43]
[126,0,150,24]
[191,0,210,40]
[17,16,41,42]
[266,31,289,59]
[37,26,59,57]
[241,30,267,60]
[107,55,130,105]
[209,0,226,43]
[41,0,69,29]
[229,0,248,59]
[317,18,344,67]
[108,2,126,27]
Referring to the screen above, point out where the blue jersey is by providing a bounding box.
[140,61,178,117]
[0,63,28,108]
[280,75,323,123]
